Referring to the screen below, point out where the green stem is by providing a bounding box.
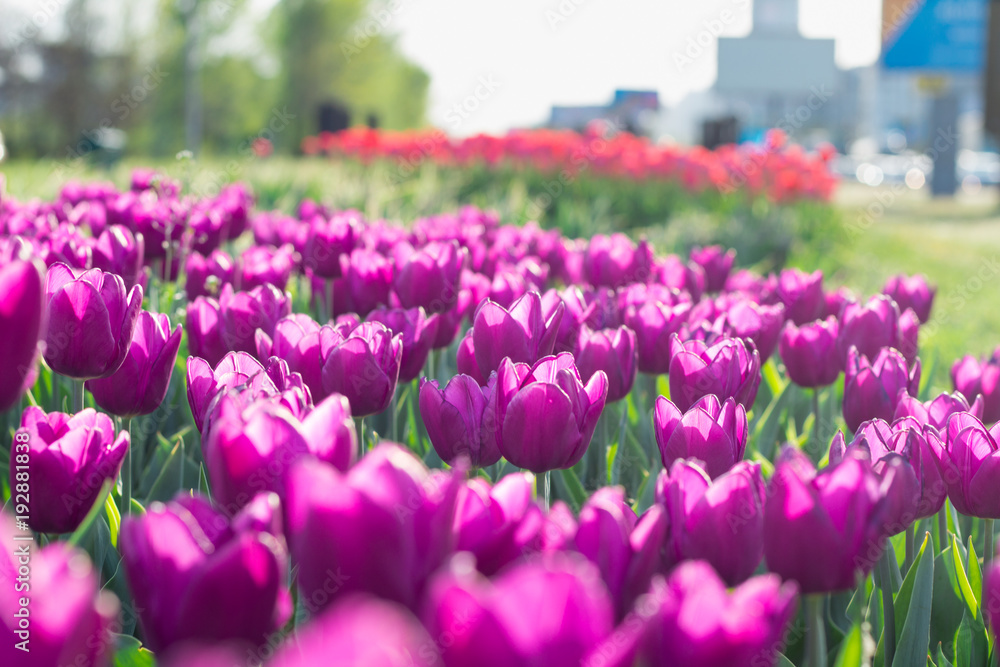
[938,505,948,553]
[985,518,995,605]
[878,551,897,666]
[805,595,827,667]
[904,523,915,574]
[390,389,398,443]
[543,470,551,512]
[71,379,85,414]
[357,417,366,457]
[812,388,821,450]
[123,418,132,516]
[325,278,334,323]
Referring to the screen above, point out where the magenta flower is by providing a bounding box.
[366,306,440,383]
[763,446,886,593]
[0,514,118,667]
[843,346,920,432]
[0,260,43,412]
[884,273,935,323]
[217,283,291,358]
[623,300,693,375]
[575,325,637,402]
[419,373,503,468]
[423,552,614,667]
[283,445,461,612]
[121,492,291,655]
[321,321,403,417]
[468,291,564,378]
[776,267,823,325]
[656,460,765,586]
[654,395,748,479]
[952,349,1000,423]
[667,334,761,411]
[43,263,143,380]
[494,353,608,473]
[689,245,735,293]
[836,295,901,363]
[86,311,183,418]
[778,316,841,388]
[12,407,129,534]
[393,240,467,314]
[185,249,236,300]
[91,224,145,290]
[894,390,984,431]
[938,413,1000,518]
[301,212,357,278]
[186,351,277,433]
[585,234,654,288]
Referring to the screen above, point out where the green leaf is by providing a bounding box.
[750,381,790,460]
[931,548,965,661]
[104,491,121,550]
[936,643,954,667]
[967,537,983,613]
[129,498,146,516]
[775,653,797,667]
[111,633,156,667]
[834,621,864,667]
[67,480,112,548]
[762,357,787,395]
[951,534,979,619]
[892,532,934,667]
[556,467,588,512]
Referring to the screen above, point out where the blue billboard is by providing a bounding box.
[882,0,988,71]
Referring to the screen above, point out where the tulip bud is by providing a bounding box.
[763,446,886,593]
[776,268,823,325]
[43,263,143,380]
[689,245,735,293]
[843,346,920,432]
[654,396,748,479]
[883,273,935,324]
[778,316,841,388]
[470,292,564,377]
[419,373,502,468]
[86,311,183,418]
[667,334,761,412]
[575,325,637,402]
[13,407,129,534]
[321,321,403,417]
[938,413,1000,518]
[952,349,1000,423]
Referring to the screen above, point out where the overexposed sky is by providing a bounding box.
[393,0,884,134]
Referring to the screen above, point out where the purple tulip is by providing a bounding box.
[585,234,654,288]
[217,283,291,358]
[494,353,608,473]
[823,285,856,318]
[655,460,765,586]
[623,300,692,375]
[667,334,761,412]
[953,349,1000,423]
[689,245,735,293]
[938,413,1000,518]
[456,333,489,385]
[654,395,748,479]
[829,422,922,534]
[269,594,440,667]
[894,390,984,431]
[203,391,356,513]
[186,351,277,433]
[301,212,357,278]
[724,300,785,362]
[91,224,145,290]
[321,321,402,417]
[367,306,440,383]
[776,268,823,325]
[341,247,393,316]
[763,446,886,593]
[186,295,227,367]
[394,240,467,314]
[575,325,637,402]
[255,314,329,400]
[423,552,614,667]
[837,295,901,363]
[898,307,920,364]
[419,373,503,467]
[121,492,291,656]
[86,311,182,418]
[283,445,461,612]
[843,346,920,432]
[588,562,798,667]
[454,473,544,576]
[0,513,119,667]
[0,260,43,412]
[470,292,564,377]
[778,316,841,388]
[43,263,143,380]
[237,244,295,292]
[12,407,129,534]
[658,254,705,301]
[185,250,236,300]
[884,273,935,324]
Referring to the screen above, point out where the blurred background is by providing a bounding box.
[1,0,998,195]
